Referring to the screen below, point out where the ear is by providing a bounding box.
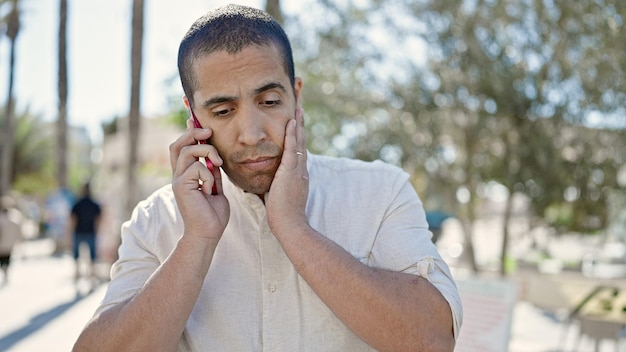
[182,95,191,114]
[294,77,303,108]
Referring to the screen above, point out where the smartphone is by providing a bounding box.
[191,109,218,195]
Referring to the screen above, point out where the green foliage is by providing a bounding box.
[101,116,119,136]
[283,0,626,272]
[399,0,625,232]
[167,104,188,130]
[287,0,625,236]
[163,73,189,129]
[12,168,56,196]
[2,107,56,196]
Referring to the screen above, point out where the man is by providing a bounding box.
[70,182,102,283]
[0,196,21,285]
[74,5,462,351]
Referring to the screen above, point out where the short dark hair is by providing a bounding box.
[177,4,295,107]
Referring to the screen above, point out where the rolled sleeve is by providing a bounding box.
[369,177,463,339]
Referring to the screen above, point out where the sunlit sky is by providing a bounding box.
[0,0,306,143]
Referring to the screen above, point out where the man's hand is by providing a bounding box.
[266,108,309,235]
[169,119,230,242]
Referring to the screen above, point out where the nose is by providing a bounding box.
[236,104,268,145]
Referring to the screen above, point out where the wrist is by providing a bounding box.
[271,219,314,244]
[175,233,219,269]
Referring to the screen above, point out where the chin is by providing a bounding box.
[225,165,277,195]
[244,184,271,195]
[234,176,273,195]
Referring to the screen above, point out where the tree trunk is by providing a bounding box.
[126,0,145,216]
[265,0,283,25]
[57,0,69,190]
[462,207,480,273]
[451,192,479,273]
[0,0,20,196]
[499,189,514,276]
[461,115,480,273]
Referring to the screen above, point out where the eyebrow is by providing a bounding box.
[201,95,238,108]
[254,81,287,95]
[200,81,287,108]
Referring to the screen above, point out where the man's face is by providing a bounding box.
[187,44,302,195]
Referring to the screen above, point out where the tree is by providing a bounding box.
[286,0,625,275]
[126,0,145,216]
[0,0,20,197]
[7,107,56,196]
[57,0,68,190]
[287,1,390,159]
[404,0,626,274]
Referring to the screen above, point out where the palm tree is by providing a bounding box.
[0,0,20,197]
[11,108,56,195]
[126,0,144,216]
[57,0,68,190]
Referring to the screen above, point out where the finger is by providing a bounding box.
[197,161,215,191]
[295,108,306,152]
[205,148,223,168]
[294,108,307,165]
[174,144,219,179]
[281,118,298,170]
[175,158,214,192]
[169,128,214,172]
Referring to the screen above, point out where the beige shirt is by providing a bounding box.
[98,154,462,351]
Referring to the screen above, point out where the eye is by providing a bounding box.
[262,99,281,107]
[212,107,234,117]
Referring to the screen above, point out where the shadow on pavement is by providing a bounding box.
[0,288,97,350]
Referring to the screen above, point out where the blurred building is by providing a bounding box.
[94,117,183,261]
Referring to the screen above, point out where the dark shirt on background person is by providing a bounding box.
[70,182,101,282]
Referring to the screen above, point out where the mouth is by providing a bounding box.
[239,156,279,172]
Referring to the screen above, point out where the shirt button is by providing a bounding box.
[267,283,277,293]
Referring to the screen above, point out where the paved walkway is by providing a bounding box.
[0,239,623,351]
[0,240,106,352]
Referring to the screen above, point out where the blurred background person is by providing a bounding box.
[0,196,22,285]
[70,182,102,285]
[44,187,75,255]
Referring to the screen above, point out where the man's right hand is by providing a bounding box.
[169,119,230,243]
